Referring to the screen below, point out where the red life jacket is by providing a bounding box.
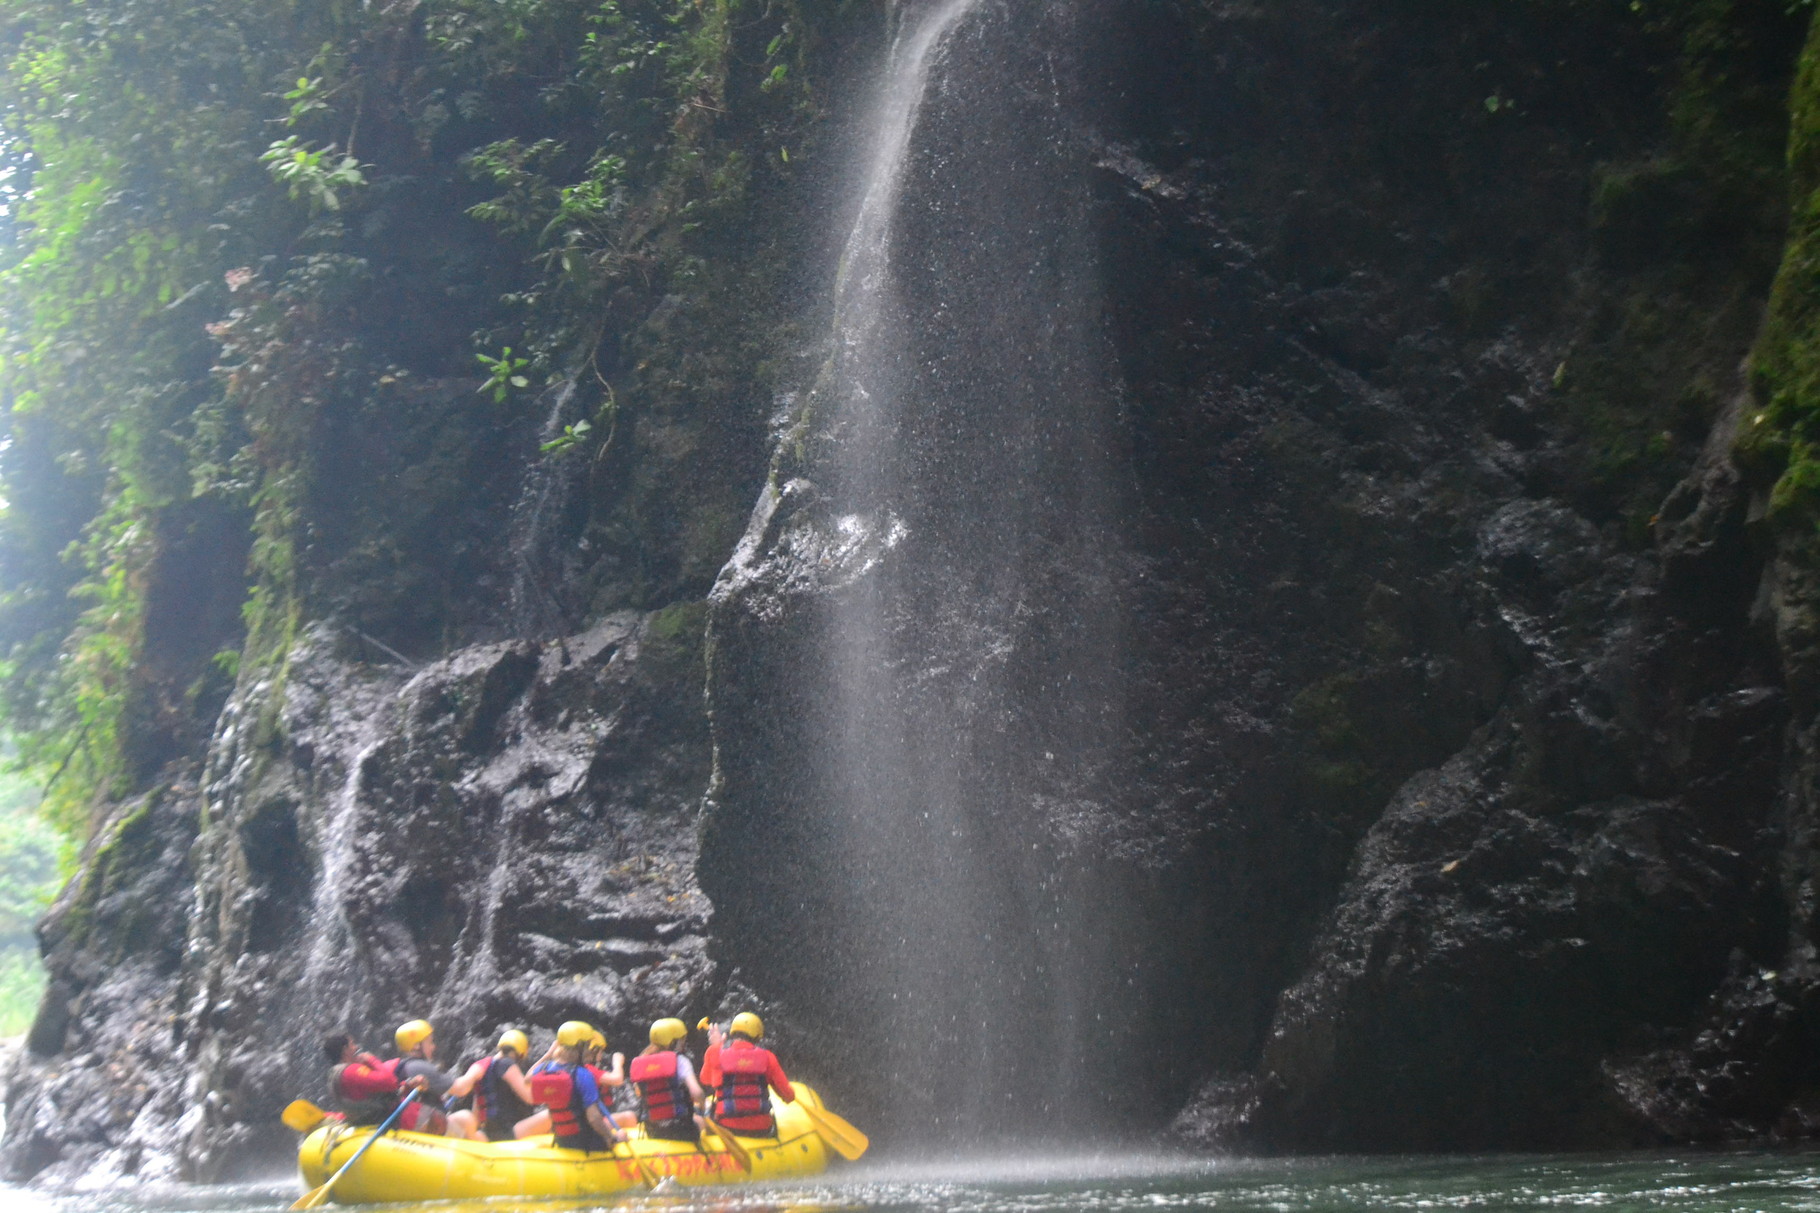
[327,1058,399,1125]
[471,1056,494,1123]
[715,1046,775,1128]
[531,1064,608,1152]
[529,1066,571,1113]
[398,1099,449,1135]
[470,1055,504,1127]
[630,1050,692,1126]
[346,1058,446,1134]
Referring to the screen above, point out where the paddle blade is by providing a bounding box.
[282,1100,327,1133]
[614,1141,659,1188]
[289,1181,331,1210]
[803,1104,868,1161]
[701,1116,752,1172]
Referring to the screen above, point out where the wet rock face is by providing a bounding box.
[0,784,201,1186]
[1,610,715,1184]
[709,0,1813,1153]
[6,0,1820,1177]
[1099,0,1807,1154]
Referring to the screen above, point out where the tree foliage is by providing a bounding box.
[0,0,811,831]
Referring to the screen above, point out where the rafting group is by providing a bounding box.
[324,1013,781,1147]
[287,1010,865,1207]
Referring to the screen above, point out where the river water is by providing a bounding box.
[6,1151,1820,1213]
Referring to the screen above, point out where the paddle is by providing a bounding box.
[291,1089,419,1210]
[614,1138,662,1188]
[282,1100,328,1133]
[799,1103,868,1161]
[700,1114,752,1173]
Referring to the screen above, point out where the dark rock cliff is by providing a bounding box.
[5,0,1820,1183]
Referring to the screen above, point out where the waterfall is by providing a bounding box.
[298,727,387,1013]
[506,377,588,638]
[710,0,1135,1143]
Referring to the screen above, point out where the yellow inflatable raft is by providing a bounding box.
[296,1084,833,1204]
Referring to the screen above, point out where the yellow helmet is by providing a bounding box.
[650,1018,688,1047]
[394,1019,434,1053]
[556,1020,594,1048]
[730,1011,764,1040]
[498,1029,529,1056]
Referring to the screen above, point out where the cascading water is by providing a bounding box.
[271,666,409,1040]
[298,731,386,996]
[707,0,1154,1144]
[507,377,589,638]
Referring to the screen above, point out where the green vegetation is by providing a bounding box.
[478,347,535,405]
[1744,13,1820,528]
[541,419,595,456]
[0,0,821,832]
[0,762,58,1035]
[259,137,367,213]
[1553,0,1804,539]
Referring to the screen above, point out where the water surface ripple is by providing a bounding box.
[9,1152,1820,1213]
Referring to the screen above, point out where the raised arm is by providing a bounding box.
[766,1052,795,1103]
[445,1058,488,1099]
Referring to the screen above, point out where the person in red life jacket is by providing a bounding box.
[390,1018,456,1135]
[323,1032,414,1126]
[699,1011,793,1137]
[445,1029,537,1142]
[514,1031,559,1139]
[584,1028,627,1090]
[526,1020,625,1152]
[613,1017,705,1142]
[516,1026,625,1138]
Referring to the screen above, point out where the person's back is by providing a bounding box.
[447,1030,536,1142]
[529,1021,623,1152]
[390,1018,453,1134]
[628,1018,702,1142]
[475,1050,534,1140]
[705,1012,793,1137]
[398,1055,455,1098]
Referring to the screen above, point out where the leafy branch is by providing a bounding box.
[260,137,367,212]
[477,346,532,402]
[541,418,593,455]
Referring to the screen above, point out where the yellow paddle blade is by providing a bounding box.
[802,1104,868,1161]
[289,1180,332,1210]
[282,1100,328,1133]
[614,1141,659,1188]
[701,1116,752,1172]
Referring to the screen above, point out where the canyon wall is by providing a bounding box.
[3,0,1820,1182]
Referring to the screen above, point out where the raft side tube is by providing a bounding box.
[297,1082,833,1204]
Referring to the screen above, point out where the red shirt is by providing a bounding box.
[703,1039,793,1130]
[338,1056,401,1101]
